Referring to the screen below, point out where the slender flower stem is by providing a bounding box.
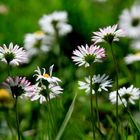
[126,101,129,140]
[110,43,119,140]
[89,68,96,140]
[15,97,21,140]
[7,64,11,76]
[95,92,100,129]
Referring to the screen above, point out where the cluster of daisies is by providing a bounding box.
[72,24,140,106]
[119,3,140,64]
[24,11,72,58]
[0,42,63,104]
[0,11,72,104]
[0,8,140,108]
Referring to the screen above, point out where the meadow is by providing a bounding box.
[0,0,140,140]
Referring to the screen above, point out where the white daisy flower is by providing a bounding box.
[26,82,63,104]
[25,83,46,104]
[92,24,125,44]
[78,74,112,94]
[72,44,105,67]
[124,52,140,64]
[39,11,72,36]
[24,31,52,57]
[2,76,35,98]
[33,65,61,83]
[109,85,140,106]
[131,39,140,51]
[119,5,140,38]
[0,42,28,66]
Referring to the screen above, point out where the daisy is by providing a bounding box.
[0,43,28,66]
[24,31,52,57]
[2,76,35,98]
[119,5,140,38]
[78,74,112,94]
[33,65,61,84]
[72,44,105,67]
[124,52,140,64]
[26,82,63,104]
[92,24,124,44]
[109,85,140,106]
[39,11,72,36]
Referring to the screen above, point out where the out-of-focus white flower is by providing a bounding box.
[72,44,105,67]
[24,31,53,57]
[2,76,35,98]
[124,52,140,64]
[131,39,140,51]
[92,24,125,44]
[0,43,28,66]
[109,85,140,106]
[33,65,61,83]
[0,4,8,14]
[119,5,140,38]
[78,74,112,94]
[39,11,72,36]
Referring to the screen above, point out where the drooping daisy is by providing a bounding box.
[124,52,140,64]
[0,43,28,66]
[78,74,112,94]
[33,65,61,83]
[92,24,125,44]
[119,5,140,38]
[39,11,72,36]
[109,85,140,106]
[26,82,63,104]
[24,31,53,57]
[72,44,105,67]
[131,39,140,51]
[2,76,35,98]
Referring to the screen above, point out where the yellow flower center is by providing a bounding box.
[34,31,44,36]
[0,89,11,98]
[135,52,140,56]
[43,73,50,78]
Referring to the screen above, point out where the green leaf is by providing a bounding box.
[55,93,77,140]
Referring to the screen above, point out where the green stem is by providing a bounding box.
[15,97,21,140]
[89,70,96,140]
[95,92,100,129]
[7,64,11,76]
[126,101,129,140]
[110,43,119,140]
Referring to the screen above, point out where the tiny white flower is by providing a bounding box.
[109,85,140,106]
[39,11,72,36]
[33,65,61,83]
[0,43,28,66]
[119,5,140,38]
[124,52,140,64]
[78,74,112,94]
[92,24,125,44]
[72,44,106,67]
